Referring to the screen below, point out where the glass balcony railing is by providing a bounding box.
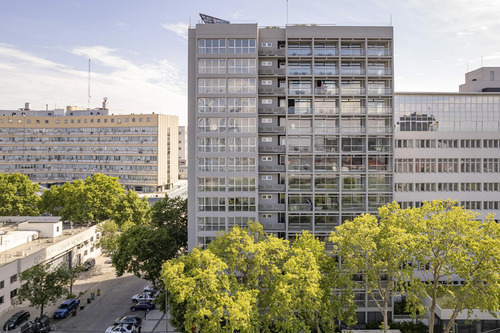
[288,146,312,153]
[367,49,392,56]
[341,107,365,114]
[314,49,338,56]
[288,88,312,95]
[258,165,286,172]
[314,87,338,95]
[341,87,366,95]
[259,204,286,211]
[259,68,286,75]
[259,87,286,94]
[288,127,312,134]
[314,127,339,134]
[366,126,393,134]
[340,49,365,56]
[288,69,312,76]
[258,107,286,114]
[367,106,392,115]
[258,184,286,191]
[258,126,286,134]
[258,146,286,153]
[288,49,312,56]
[314,145,338,153]
[341,68,366,75]
[314,69,339,75]
[341,126,366,134]
[315,204,338,211]
[367,87,392,95]
[367,68,392,76]
[288,204,313,211]
[288,107,312,115]
[314,107,339,115]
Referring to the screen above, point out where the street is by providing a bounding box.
[0,255,177,333]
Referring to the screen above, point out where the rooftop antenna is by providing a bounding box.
[87,59,91,110]
[390,14,392,26]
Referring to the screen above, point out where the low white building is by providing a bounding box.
[0,217,100,314]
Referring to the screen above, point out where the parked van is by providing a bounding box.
[83,258,96,271]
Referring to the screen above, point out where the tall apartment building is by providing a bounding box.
[0,101,178,192]
[188,18,394,249]
[394,69,500,222]
[178,126,188,179]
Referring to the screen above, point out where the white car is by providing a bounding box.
[143,284,159,293]
[105,324,138,333]
[131,291,158,303]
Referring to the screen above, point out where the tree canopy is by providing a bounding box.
[162,222,355,333]
[0,172,40,216]
[17,262,70,317]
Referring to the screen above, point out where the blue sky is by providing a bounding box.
[1,0,500,125]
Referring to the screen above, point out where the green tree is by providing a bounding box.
[407,200,500,333]
[112,225,180,283]
[40,173,126,224]
[329,203,421,333]
[150,195,187,248]
[96,220,120,254]
[67,265,86,295]
[113,190,150,227]
[0,173,40,216]
[163,223,355,333]
[17,262,70,317]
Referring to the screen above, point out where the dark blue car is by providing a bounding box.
[130,301,155,312]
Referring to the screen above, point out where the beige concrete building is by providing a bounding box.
[0,102,178,192]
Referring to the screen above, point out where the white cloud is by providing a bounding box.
[162,22,189,40]
[0,44,187,125]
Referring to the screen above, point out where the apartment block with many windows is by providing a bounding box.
[188,20,394,250]
[0,102,178,192]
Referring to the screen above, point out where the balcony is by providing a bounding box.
[288,204,313,211]
[367,106,392,115]
[314,69,339,76]
[314,49,338,57]
[288,127,312,134]
[288,88,312,95]
[341,68,366,76]
[367,48,392,56]
[341,87,366,95]
[340,49,365,56]
[258,49,285,56]
[367,126,393,134]
[259,68,286,75]
[288,69,312,76]
[258,165,286,172]
[258,126,286,134]
[288,146,312,153]
[314,107,339,115]
[288,49,312,57]
[258,146,286,153]
[367,68,392,76]
[314,88,338,95]
[259,87,286,95]
[259,204,286,211]
[314,127,339,134]
[341,126,365,134]
[288,107,312,115]
[341,107,365,115]
[288,222,313,231]
[367,87,392,95]
[258,184,286,191]
[258,107,286,115]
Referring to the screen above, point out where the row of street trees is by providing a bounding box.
[162,200,500,333]
[0,172,188,318]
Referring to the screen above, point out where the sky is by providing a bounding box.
[1,0,500,126]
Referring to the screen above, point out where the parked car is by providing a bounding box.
[143,284,160,293]
[27,315,51,333]
[130,301,155,312]
[83,258,96,271]
[131,291,158,303]
[113,316,142,327]
[105,324,138,333]
[53,298,80,318]
[3,310,30,330]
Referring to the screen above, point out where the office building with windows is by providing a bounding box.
[188,18,394,250]
[0,101,178,192]
[394,70,500,222]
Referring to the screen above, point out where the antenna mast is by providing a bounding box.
[87,59,91,110]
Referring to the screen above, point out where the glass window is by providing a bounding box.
[198,39,226,54]
[228,59,256,74]
[198,78,226,94]
[228,39,256,54]
[228,98,256,113]
[228,78,256,93]
[198,59,226,74]
[198,98,226,113]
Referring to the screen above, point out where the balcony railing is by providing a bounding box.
[367,68,392,76]
[314,146,338,153]
[258,146,286,153]
[341,87,366,95]
[258,126,286,134]
[258,165,286,172]
[288,49,312,56]
[258,184,286,191]
[314,88,338,95]
[367,126,393,134]
[315,107,339,115]
[259,87,286,94]
[341,126,366,134]
[259,204,286,211]
[341,68,366,75]
[288,204,313,211]
[258,49,285,56]
[340,49,365,56]
[314,49,338,56]
[288,222,313,230]
[341,107,365,114]
[288,88,312,95]
[259,68,286,75]
[258,107,286,115]
[314,69,339,75]
[288,69,312,76]
[367,106,392,115]
[367,48,392,56]
[288,146,312,153]
[288,107,312,115]
[288,127,312,134]
[314,127,339,134]
[367,87,392,95]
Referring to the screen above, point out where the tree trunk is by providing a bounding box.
[40,304,44,318]
[428,285,437,333]
[383,298,389,333]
